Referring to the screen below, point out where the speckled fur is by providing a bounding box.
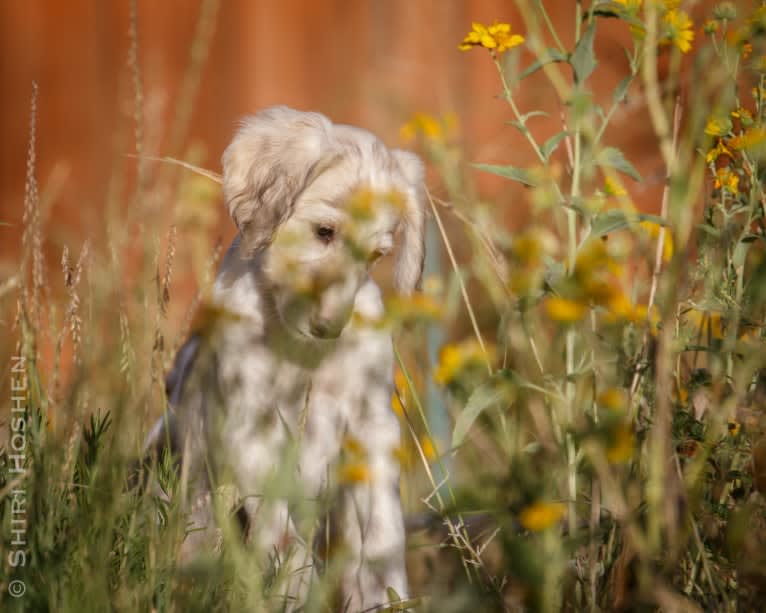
[145,107,425,611]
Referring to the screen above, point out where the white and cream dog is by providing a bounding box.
[145,106,425,611]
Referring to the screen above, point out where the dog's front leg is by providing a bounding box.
[340,406,408,611]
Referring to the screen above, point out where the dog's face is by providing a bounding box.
[222,107,426,340]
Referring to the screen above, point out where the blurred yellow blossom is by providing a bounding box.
[598,387,628,412]
[459,22,524,54]
[339,462,371,484]
[400,112,458,144]
[674,385,689,406]
[342,435,367,458]
[419,435,438,462]
[385,293,443,323]
[727,419,741,437]
[614,0,642,15]
[511,233,544,266]
[574,238,622,277]
[729,127,766,150]
[339,437,371,482]
[661,9,694,53]
[391,369,409,417]
[686,309,724,340]
[544,296,588,323]
[391,391,405,417]
[519,501,566,531]
[400,112,441,142]
[606,422,635,463]
[706,140,732,163]
[639,221,673,262]
[714,168,739,195]
[705,117,731,137]
[433,339,493,385]
[603,176,627,197]
[346,187,405,222]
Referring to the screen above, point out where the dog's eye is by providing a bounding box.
[315,225,336,244]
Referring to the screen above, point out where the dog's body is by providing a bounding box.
[145,107,425,611]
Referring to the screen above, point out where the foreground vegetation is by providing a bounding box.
[3,1,766,611]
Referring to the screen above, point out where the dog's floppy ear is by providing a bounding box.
[222,106,336,254]
[392,150,426,295]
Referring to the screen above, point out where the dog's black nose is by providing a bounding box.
[310,319,342,339]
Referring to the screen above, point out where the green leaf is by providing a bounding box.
[472,163,538,187]
[613,75,633,103]
[386,587,401,603]
[541,131,569,161]
[571,22,598,83]
[506,111,549,132]
[452,378,515,448]
[518,48,568,81]
[596,147,642,181]
[591,210,666,236]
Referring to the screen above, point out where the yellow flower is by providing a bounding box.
[385,293,444,324]
[714,168,739,194]
[342,435,367,458]
[686,309,724,339]
[729,127,766,150]
[400,112,443,143]
[705,117,731,136]
[433,339,493,385]
[544,296,588,323]
[639,221,673,262]
[419,435,437,462]
[727,419,741,437]
[603,176,627,196]
[606,294,637,322]
[519,501,566,532]
[674,385,689,405]
[391,369,408,417]
[705,140,732,163]
[661,9,694,53]
[597,387,628,412]
[606,422,635,463]
[339,462,371,484]
[459,21,524,54]
[391,392,405,417]
[511,233,543,265]
[731,107,754,124]
[614,0,642,15]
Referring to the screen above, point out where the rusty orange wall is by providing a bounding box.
[0,1,715,274]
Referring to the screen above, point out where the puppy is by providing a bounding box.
[145,106,425,611]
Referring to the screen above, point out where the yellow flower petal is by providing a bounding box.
[339,462,371,484]
[419,435,437,462]
[544,296,588,323]
[598,387,628,412]
[519,501,566,532]
[606,423,635,463]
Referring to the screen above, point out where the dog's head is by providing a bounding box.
[222,106,426,340]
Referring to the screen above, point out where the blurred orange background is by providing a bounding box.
[0,0,717,276]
